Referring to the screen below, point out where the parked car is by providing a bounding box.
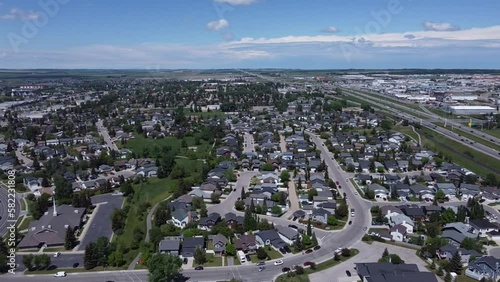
[282,267,290,272]
[288,224,298,230]
[258,266,266,272]
[54,271,66,277]
[346,270,351,277]
[54,252,61,258]
[303,261,313,267]
[183,258,188,264]
[195,266,204,270]
[274,260,284,266]
[305,249,313,254]
[348,221,352,225]
[257,262,265,266]
[313,245,321,251]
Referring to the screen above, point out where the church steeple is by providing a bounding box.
[52,196,57,216]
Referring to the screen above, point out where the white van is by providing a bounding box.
[237,250,246,263]
[54,271,66,277]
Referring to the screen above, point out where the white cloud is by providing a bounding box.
[0,8,40,20]
[423,21,461,31]
[323,26,339,33]
[207,19,229,31]
[214,0,258,6]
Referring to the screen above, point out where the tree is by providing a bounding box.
[307,220,312,236]
[65,225,76,250]
[308,188,318,201]
[234,200,245,211]
[224,169,237,182]
[54,175,73,201]
[148,253,182,282]
[444,272,452,282]
[23,254,34,271]
[311,232,318,246]
[441,208,456,224]
[271,205,282,215]
[226,244,236,257]
[240,186,246,200]
[120,182,134,197]
[460,237,479,251]
[327,215,337,226]
[449,250,463,274]
[365,189,375,200]
[382,248,389,258]
[280,170,290,183]
[437,265,444,276]
[435,189,446,201]
[261,163,274,171]
[194,247,207,265]
[36,254,51,270]
[110,208,127,232]
[295,265,304,275]
[334,252,341,261]
[108,251,125,267]
[84,243,98,270]
[211,192,220,204]
[389,254,403,264]
[341,248,351,257]
[335,203,348,218]
[256,247,268,260]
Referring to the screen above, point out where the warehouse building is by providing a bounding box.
[448,105,497,115]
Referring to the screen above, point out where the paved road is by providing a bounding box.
[279,134,287,152]
[243,132,255,153]
[8,132,372,281]
[15,147,33,167]
[96,119,118,152]
[207,171,259,215]
[343,89,500,161]
[309,241,440,282]
[348,87,500,147]
[0,182,21,237]
[14,253,84,272]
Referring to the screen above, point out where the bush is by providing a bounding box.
[295,266,304,275]
[341,248,351,257]
[256,247,268,260]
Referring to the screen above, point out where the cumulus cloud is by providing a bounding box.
[214,0,258,6]
[207,19,229,31]
[0,8,40,20]
[423,21,461,31]
[322,26,339,33]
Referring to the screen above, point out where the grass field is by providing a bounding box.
[122,135,212,159]
[393,125,420,144]
[17,215,33,231]
[134,177,177,206]
[419,127,500,176]
[194,254,223,267]
[431,122,500,151]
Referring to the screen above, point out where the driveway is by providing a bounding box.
[77,194,125,250]
[309,241,437,282]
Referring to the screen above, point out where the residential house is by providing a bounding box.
[255,230,287,250]
[198,213,221,231]
[388,214,414,233]
[436,244,482,265]
[182,237,205,257]
[442,222,478,245]
[366,183,389,199]
[355,262,438,282]
[310,208,332,224]
[390,224,407,242]
[225,212,244,229]
[234,234,258,253]
[172,209,192,229]
[23,176,40,192]
[466,256,500,281]
[158,237,181,255]
[276,225,299,245]
[469,219,498,238]
[210,234,227,256]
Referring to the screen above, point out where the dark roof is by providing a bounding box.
[469,219,498,230]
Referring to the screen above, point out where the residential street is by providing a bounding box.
[96,119,118,151]
[243,132,255,153]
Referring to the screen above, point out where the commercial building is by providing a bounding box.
[448,106,497,115]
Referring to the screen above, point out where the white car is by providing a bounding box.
[54,252,61,258]
[54,271,66,277]
[334,248,342,254]
[274,260,284,266]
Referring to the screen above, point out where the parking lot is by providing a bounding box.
[77,193,125,249]
[309,241,435,282]
[16,253,84,272]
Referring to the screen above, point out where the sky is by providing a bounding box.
[0,0,500,69]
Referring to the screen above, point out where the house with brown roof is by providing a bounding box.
[234,234,258,253]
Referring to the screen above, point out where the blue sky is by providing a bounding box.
[1,0,499,69]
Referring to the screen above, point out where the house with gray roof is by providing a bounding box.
[182,237,205,257]
[442,222,478,245]
[466,256,500,281]
[255,230,287,250]
[159,237,181,255]
[366,183,389,199]
[276,225,299,245]
[311,208,332,224]
[436,244,482,265]
[210,234,227,256]
[18,204,86,249]
[355,262,438,282]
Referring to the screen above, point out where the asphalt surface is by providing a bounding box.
[77,194,125,250]
[343,89,500,160]
[243,132,255,153]
[14,253,84,272]
[96,119,119,151]
[0,182,21,237]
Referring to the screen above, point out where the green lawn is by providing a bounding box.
[432,122,500,151]
[224,256,241,266]
[485,128,500,139]
[26,266,125,275]
[207,241,214,250]
[194,254,222,267]
[134,177,176,206]
[122,135,211,159]
[419,127,500,177]
[17,215,33,231]
[393,125,420,144]
[249,248,283,263]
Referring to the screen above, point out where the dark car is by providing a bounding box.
[72,262,79,268]
[183,258,188,264]
[305,249,313,254]
[288,224,298,230]
[195,266,204,270]
[284,245,291,253]
[348,221,352,225]
[346,270,351,277]
[313,245,321,250]
[257,262,265,266]
[282,267,290,272]
[303,261,313,267]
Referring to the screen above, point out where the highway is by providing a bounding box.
[342,89,500,162]
[345,88,500,149]
[96,119,119,152]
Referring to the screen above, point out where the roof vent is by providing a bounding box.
[74,210,79,213]
[48,225,51,229]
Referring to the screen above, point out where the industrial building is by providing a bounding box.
[448,105,497,115]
